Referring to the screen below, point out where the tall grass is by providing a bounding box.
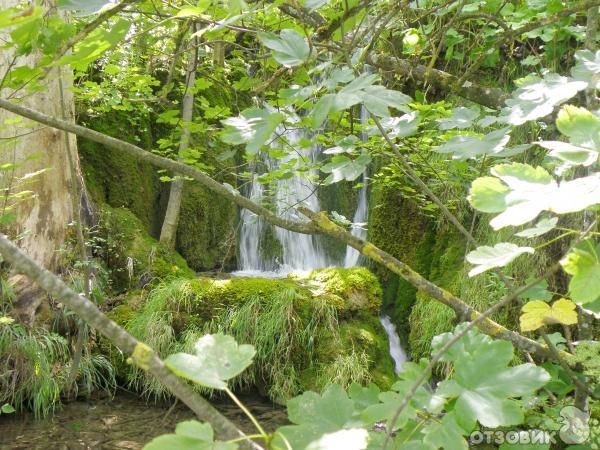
[0,322,69,418]
[125,280,369,401]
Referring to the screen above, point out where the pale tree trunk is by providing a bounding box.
[0,0,81,325]
[159,29,198,248]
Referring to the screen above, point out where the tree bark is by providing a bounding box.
[0,0,81,325]
[160,28,198,249]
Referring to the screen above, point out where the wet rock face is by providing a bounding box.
[106,267,395,403]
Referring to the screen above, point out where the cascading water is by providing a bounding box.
[236,124,331,275]
[235,98,408,369]
[379,315,408,374]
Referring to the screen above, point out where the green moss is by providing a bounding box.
[78,112,159,230]
[97,205,194,292]
[118,268,395,402]
[176,183,238,272]
[304,267,382,314]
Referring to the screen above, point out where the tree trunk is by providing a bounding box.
[159,29,198,249]
[0,0,81,325]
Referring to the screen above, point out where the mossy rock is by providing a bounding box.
[78,112,159,231]
[97,205,194,292]
[116,267,395,402]
[303,267,382,314]
[175,183,238,271]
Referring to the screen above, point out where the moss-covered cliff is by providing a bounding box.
[367,183,466,359]
[77,112,238,272]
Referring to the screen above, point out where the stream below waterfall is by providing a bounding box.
[0,392,287,450]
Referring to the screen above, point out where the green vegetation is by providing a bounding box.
[112,268,393,402]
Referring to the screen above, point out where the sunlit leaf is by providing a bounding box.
[143,421,237,450]
[258,29,311,67]
[220,108,284,154]
[321,153,371,184]
[515,217,558,238]
[561,241,600,305]
[500,74,587,125]
[571,49,600,89]
[466,243,534,276]
[468,163,600,229]
[164,334,255,389]
[437,107,479,130]
[520,299,578,332]
[435,128,511,160]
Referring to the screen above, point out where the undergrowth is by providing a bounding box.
[125,278,374,401]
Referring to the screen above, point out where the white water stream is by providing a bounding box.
[234,104,408,372]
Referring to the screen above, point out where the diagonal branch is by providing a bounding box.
[298,207,567,360]
[0,98,561,359]
[0,234,262,450]
[0,98,317,235]
[366,52,507,109]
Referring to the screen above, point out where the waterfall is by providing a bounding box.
[343,102,370,268]
[236,124,331,275]
[343,176,368,268]
[379,315,407,373]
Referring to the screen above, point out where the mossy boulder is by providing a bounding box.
[111,267,395,402]
[96,205,194,292]
[175,183,238,271]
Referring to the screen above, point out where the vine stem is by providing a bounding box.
[225,388,268,438]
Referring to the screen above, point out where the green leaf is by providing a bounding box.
[0,6,42,28]
[164,334,255,389]
[556,105,600,152]
[437,107,479,130]
[422,412,468,450]
[571,49,600,89]
[468,177,509,213]
[57,0,112,15]
[515,217,558,238]
[220,108,284,154]
[520,299,578,332]
[466,243,534,277]
[469,163,600,229]
[275,385,358,450]
[312,74,411,126]
[561,241,600,305]
[1,404,15,414]
[519,279,553,302]
[537,141,598,167]
[258,29,311,67]
[435,128,511,160]
[501,73,587,125]
[55,18,130,70]
[360,85,412,117]
[433,325,550,429]
[176,1,211,17]
[143,421,237,450]
[305,428,369,450]
[371,112,420,138]
[321,153,371,184]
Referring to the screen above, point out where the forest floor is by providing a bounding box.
[0,391,287,449]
